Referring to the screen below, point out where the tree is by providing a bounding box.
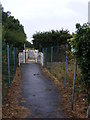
[32,29,71,49]
[2,8,31,50]
[67,23,90,104]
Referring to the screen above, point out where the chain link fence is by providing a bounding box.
[2,42,18,100]
[42,45,84,111]
[43,45,66,72]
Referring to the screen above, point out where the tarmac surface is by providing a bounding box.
[20,63,66,118]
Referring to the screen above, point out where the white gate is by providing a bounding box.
[37,52,44,66]
[18,49,28,66]
[18,49,44,66]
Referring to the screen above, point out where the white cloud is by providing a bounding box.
[1,0,89,42]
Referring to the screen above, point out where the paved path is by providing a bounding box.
[20,63,66,118]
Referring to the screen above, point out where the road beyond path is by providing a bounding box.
[20,63,66,118]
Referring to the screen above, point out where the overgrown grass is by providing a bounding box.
[43,59,88,118]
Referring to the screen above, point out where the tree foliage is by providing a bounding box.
[32,29,71,49]
[2,8,32,50]
[68,23,90,88]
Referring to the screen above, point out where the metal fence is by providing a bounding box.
[2,42,18,100]
[42,45,66,72]
[42,45,78,110]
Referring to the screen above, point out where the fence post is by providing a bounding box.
[10,45,12,80]
[50,46,53,73]
[42,48,44,53]
[42,48,44,66]
[72,56,77,110]
[14,47,16,73]
[64,55,68,88]
[45,48,47,66]
[16,48,18,68]
[7,44,10,86]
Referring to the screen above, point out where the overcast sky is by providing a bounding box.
[0,0,89,43]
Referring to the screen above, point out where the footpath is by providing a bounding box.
[19,63,66,118]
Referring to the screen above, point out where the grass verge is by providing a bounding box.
[41,59,88,118]
[2,67,31,118]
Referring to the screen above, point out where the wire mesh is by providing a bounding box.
[2,42,18,100]
[43,45,66,72]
